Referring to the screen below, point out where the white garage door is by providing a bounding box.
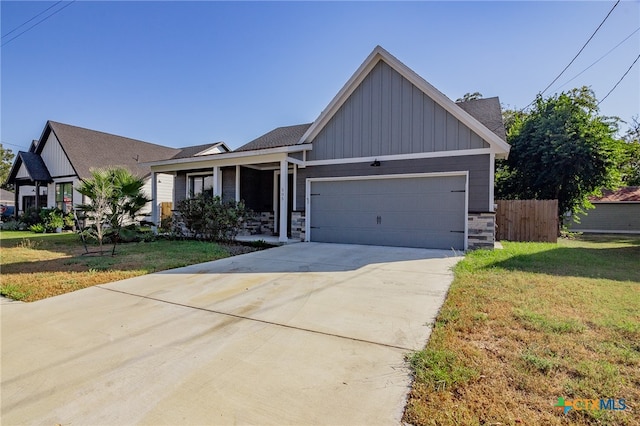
[309,174,466,250]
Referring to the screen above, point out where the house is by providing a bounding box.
[569,186,640,234]
[146,46,510,250]
[4,121,226,218]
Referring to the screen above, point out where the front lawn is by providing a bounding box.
[404,235,640,426]
[0,231,245,302]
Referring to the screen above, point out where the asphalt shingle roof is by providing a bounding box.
[15,151,52,182]
[235,123,312,152]
[455,97,507,142]
[171,142,227,159]
[590,187,640,202]
[46,121,180,179]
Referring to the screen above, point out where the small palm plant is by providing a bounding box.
[76,167,150,255]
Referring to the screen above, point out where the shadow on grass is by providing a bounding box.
[488,245,640,283]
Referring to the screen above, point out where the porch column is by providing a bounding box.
[151,171,158,233]
[14,184,19,218]
[213,166,221,197]
[35,182,40,210]
[235,165,240,202]
[278,159,288,242]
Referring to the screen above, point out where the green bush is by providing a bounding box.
[29,223,46,233]
[175,193,250,242]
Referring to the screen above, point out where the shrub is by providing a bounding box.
[175,193,250,242]
[29,223,46,233]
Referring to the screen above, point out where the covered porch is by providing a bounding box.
[147,145,311,243]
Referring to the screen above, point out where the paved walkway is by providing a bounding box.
[1,243,461,425]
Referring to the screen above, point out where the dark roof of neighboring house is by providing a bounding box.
[235,123,313,152]
[171,142,229,159]
[455,97,507,142]
[11,151,53,182]
[590,187,640,202]
[44,121,180,179]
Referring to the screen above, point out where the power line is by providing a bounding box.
[598,53,640,106]
[522,0,621,111]
[1,1,75,47]
[551,26,640,93]
[1,1,63,39]
[539,0,620,96]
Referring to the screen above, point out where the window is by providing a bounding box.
[188,175,214,196]
[55,182,73,212]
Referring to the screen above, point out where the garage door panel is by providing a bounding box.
[310,175,466,250]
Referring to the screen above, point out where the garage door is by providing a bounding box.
[309,174,466,250]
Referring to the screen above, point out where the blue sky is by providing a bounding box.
[2,1,639,153]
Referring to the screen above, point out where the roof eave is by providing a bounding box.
[144,143,313,167]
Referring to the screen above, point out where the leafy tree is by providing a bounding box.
[619,116,640,186]
[1,144,15,188]
[76,167,150,254]
[496,87,622,226]
[456,92,483,103]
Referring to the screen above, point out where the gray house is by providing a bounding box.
[147,46,510,250]
[568,186,640,234]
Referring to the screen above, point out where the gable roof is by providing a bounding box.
[455,97,507,142]
[235,123,312,152]
[298,45,510,158]
[40,121,180,179]
[6,151,52,184]
[590,187,640,202]
[171,142,230,159]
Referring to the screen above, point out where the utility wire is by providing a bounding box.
[551,26,640,93]
[522,0,621,111]
[1,1,75,47]
[1,1,63,39]
[597,53,640,106]
[540,0,620,96]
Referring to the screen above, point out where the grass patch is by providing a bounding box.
[0,230,257,302]
[404,235,640,426]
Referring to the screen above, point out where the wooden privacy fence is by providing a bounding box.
[160,202,173,220]
[496,200,558,243]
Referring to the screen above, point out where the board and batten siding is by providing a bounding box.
[221,166,236,202]
[308,61,490,162]
[40,132,75,177]
[297,155,489,212]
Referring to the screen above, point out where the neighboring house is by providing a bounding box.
[0,188,14,206]
[4,121,191,217]
[146,46,510,250]
[569,186,640,234]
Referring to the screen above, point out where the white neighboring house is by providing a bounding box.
[5,121,218,219]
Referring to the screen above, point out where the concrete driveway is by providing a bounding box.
[1,243,461,425]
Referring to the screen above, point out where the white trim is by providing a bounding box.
[489,152,495,212]
[292,164,297,211]
[273,171,279,232]
[146,144,312,168]
[305,171,469,250]
[151,171,158,230]
[304,148,492,167]
[235,165,241,202]
[286,156,304,166]
[194,142,231,156]
[298,46,510,158]
[213,166,221,196]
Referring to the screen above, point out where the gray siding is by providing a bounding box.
[174,173,187,204]
[309,61,490,161]
[221,166,236,202]
[297,154,490,212]
[569,203,640,233]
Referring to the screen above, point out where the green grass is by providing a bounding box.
[0,230,242,301]
[404,235,640,426]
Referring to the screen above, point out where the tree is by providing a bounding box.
[496,87,622,226]
[1,144,15,188]
[619,116,640,186]
[455,92,483,103]
[76,167,150,254]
